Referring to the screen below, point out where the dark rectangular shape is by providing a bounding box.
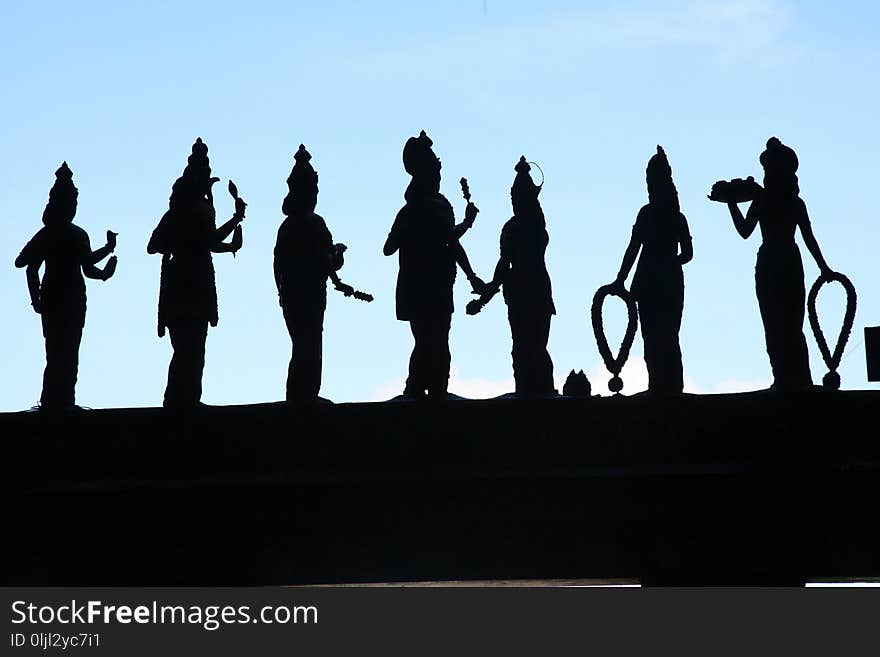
[866,326,880,382]
[3,587,878,656]
[3,392,880,585]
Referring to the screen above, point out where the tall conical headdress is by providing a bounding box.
[511,156,541,198]
[49,161,75,198]
[282,144,319,215]
[43,161,78,225]
[287,144,318,188]
[646,145,672,185]
[646,145,679,211]
[171,138,213,205]
[182,137,212,179]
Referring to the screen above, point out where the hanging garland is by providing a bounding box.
[591,284,638,393]
[807,271,857,390]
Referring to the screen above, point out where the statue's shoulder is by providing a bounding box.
[25,226,47,242]
[67,223,90,245]
[16,227,48,265]
[435,193,453,213]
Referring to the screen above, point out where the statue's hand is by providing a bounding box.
[464,202,479,225]
[230,225,243,254]
[820,264,835,283]
[466,299,483,315]
[31,298,42,314]
[106,230,118,250]
[335,282,354,297]
[468,274,487,296]
[103,255,118,280]
[234,196,247,219]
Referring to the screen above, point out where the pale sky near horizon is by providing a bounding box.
[1,0,878,410]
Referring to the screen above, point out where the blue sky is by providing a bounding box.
[1,0,878,409]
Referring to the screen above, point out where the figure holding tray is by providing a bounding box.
[710,137,836,390]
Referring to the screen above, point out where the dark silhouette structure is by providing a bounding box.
[562,369,591,397]
[466,157,556,395]
[6,390,880,586]
[274,145,369,401]
[7,137,880,590]
[710,137,834,391]
[867,326,880,382]
[147,138,245,408]
[14,163,117,410]
[612,146,692,394]
[384,130,485,399]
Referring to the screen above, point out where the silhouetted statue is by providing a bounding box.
[274,145,372,401]
[147,138,245,408]
[612,146,692,394]
[384,130,486,399]
[710,137,835,391]
[466,157,556,395]
[14,162,118,410]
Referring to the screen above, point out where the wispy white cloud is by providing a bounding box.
[710,376,772,393]
[368,366,515,401]
[585,356,651,395]
[352,0,802,82]
[369,356,772,401]
[580,356,704,394]
[449,369,515,399]
[368,376,408,402]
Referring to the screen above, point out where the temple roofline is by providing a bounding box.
[3,390,880,585]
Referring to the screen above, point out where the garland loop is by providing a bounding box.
[591,284,638,393]
[807,272,857,390]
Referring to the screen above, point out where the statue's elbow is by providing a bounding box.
[147,235,165,255]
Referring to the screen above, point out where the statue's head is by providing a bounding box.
[510,156,542,218]
[183,138,214,194]
[170,138,216,207]
[42,162,78,226]
[760,137,799,195]
[646,145,679,212]
[403,130,441,190]
[283,144,319,215]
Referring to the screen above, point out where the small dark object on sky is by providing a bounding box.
[562,370,591,397]
[708,176,762,204]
